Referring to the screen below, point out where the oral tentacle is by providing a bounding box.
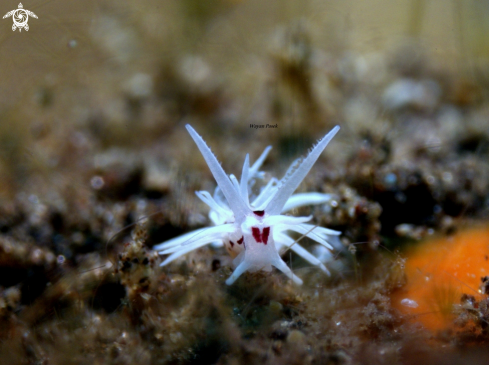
[186,124,251,221]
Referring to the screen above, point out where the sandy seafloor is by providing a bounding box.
[1,0,489,364]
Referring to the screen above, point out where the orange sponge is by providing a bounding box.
[391,227,489,332]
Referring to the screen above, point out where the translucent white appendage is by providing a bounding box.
[249,146,272,178]
[282,193,333,213]
[186,124,250,221]
[196,191,231,219]
[155,224,236,253]
[153,227,209,251]
[225,260,252,285]
[278,224,334,249]
[266,126,340,215]
[275,233,331,275]
[272,257,303,285]
[160,240,211,266]
[240,154,250,205]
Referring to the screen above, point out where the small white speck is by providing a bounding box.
[384,173,397,186]
[31,249,43,263]
[401,298,419,308]
[137,199,147,211]
[442,172,453,183]
[348,206,355,218]
[124,73,153,98]
[336,321,341,326]
[91,176,104,190]
[28,194,39,204]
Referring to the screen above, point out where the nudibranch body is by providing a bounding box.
[154,124,341,285]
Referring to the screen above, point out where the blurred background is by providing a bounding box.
[1,0,489,192]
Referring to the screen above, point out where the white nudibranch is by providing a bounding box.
[154,124,341,285]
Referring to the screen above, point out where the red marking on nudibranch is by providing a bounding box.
[237,237,244,245]
[262,227,270,245]
[251,227,270,245]
[229,241,234,248]
[252,227,262,243]
[254,210,265,217]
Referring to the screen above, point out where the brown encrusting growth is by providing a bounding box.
[452,277,489,343]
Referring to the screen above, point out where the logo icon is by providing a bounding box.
[3,3,37,32]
